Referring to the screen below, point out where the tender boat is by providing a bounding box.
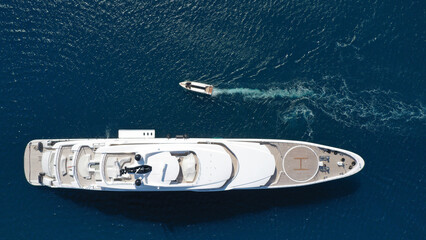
[24,130,364,191]
[179,81,213,95]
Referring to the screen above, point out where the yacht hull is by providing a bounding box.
[24,131,364,192]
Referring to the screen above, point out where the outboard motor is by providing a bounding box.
[120,165,152,175]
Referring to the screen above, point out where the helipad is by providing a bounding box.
[283,145,319,182]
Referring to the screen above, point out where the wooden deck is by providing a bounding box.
[264,142,356,187]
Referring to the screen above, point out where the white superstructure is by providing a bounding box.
[24,130,364,191]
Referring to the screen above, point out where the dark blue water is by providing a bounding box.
[1,0,425,239]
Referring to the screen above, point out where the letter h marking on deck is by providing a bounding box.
[294,157,309,170]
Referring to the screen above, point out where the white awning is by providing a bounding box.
[143,152,179,186]
[225,142,275,189]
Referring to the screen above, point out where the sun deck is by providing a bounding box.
[74,146,98,188]
[101,151,203,186]
[56,146,74,185]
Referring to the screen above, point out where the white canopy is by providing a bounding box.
[143,152,180,186]
[224,142,275,189]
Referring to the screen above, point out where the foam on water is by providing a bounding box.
[213,77,425,135]
[279,104,315,138]
[212,86,313,99]
[310,77,425,134]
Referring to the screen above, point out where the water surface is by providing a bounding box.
[0,0,424,239]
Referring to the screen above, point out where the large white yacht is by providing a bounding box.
[24,130,364,191]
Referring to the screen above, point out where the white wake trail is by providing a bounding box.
[212,87,313,99]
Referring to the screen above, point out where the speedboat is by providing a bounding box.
[179,81,213,95]
[24,130,364,191]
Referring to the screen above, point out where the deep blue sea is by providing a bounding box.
[1,0,425,239]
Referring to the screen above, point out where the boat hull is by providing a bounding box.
[24,132,364,192]
[179,81,213,95]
